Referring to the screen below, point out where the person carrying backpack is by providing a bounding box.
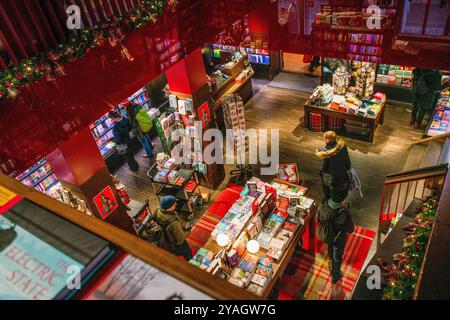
[152,196,193,261]
[127,103,155,158]
[317,188,354,285]
[411,68,442,129]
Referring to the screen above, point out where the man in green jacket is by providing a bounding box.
[156,196,193,261]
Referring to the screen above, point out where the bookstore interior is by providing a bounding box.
[1,0,450,302]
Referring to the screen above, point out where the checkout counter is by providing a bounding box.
[207,50,255,131]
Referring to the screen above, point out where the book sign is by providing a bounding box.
[197,102,211,128]
[93,186,118,220]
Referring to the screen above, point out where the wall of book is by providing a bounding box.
[426,87,450,137]
[15,158,59,196]
[376,64,414,88]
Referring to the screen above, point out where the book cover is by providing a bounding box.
[1,200,110,300]
[85,255,211,300]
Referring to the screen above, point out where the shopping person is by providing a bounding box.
[410,68,442,129]
[127,103,155,158]
[109,110,139,172]
[316,131,352,200]
[155,196,193,261]
[318,188,354,284]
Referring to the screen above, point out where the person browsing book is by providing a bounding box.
[126,103,155,159]
[109,110,139,172]
[155,196,193,261]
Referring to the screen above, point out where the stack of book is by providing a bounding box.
[310,84,334,107]
[247,256,273,296]
[190,248,214,270]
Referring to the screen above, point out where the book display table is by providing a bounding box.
[189,178,316,298]
[304,100,386,143]
[147,161,200,217]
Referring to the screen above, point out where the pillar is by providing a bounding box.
[165,48,225,189]
[47,127,135,233]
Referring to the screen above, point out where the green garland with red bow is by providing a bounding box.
[381,196,439,300]
[0,0,177,101]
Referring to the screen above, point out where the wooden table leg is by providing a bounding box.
[304,107,310,129]
[369,120,375,143]
[379,106,386,125]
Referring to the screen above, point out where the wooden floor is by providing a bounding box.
[115,81,423,233]
[282,53,310,74]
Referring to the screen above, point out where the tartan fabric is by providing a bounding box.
[278,225,376,300]
[187,185,243,254]
[327,116,345,132]
[310,113,326,132]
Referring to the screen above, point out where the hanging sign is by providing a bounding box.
[197,102,211,129]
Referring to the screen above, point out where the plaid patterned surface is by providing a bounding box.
[278,226,376,300]
[187,185,243,254]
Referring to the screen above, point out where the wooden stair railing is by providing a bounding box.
[379,164,448,235]
[411,132,450,145]
[0,173,258,300]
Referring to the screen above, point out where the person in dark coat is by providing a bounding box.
[155,196,193,261]
[411,68,443,129]
[316,131,352,201]
[109,110,139,172]
[318,188,354,284]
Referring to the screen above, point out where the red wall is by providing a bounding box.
[1,0,449,173]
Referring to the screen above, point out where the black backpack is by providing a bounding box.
[144,209,177,250]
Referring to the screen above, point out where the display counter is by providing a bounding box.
[374,64,414,103]
[0,174,254,300]
[189,178,316,298]
[304,100,385,143]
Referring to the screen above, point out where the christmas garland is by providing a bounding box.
[0,0,177,101]
[379,195,439,300]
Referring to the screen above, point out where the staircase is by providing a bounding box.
[378,137,450,241]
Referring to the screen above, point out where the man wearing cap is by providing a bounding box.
[155,196,193,261]
[318,188,354,285]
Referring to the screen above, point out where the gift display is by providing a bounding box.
[356,65,375,98]
[376,64,414,88]
[333,66,350,95]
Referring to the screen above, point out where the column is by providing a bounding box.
[165,48,226,189]
[47,127,135,233]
